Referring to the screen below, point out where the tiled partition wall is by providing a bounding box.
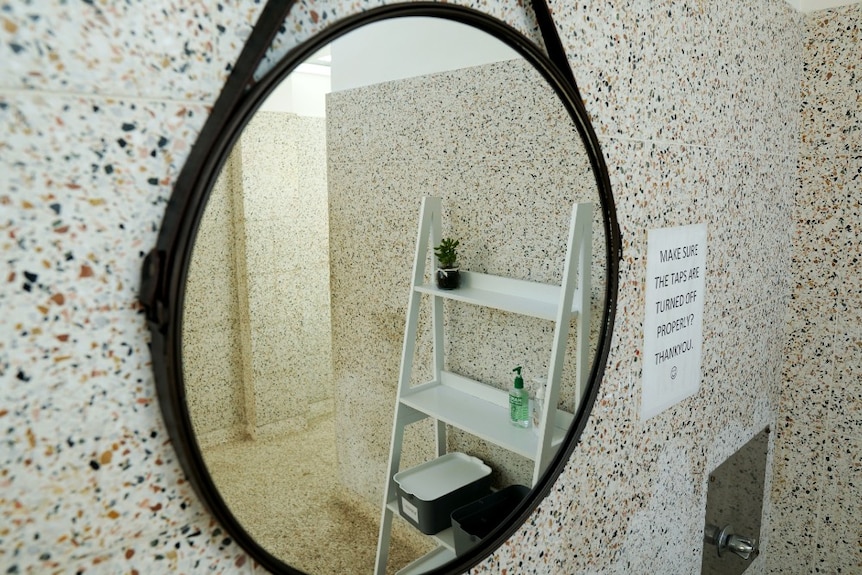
[235,112,334,436]
[1,1,810,573]
[771,4,862,573]
[326,58,604,501]
[183,112,332,446]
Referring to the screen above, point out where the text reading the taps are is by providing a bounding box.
[650,242,703,366]
[641,223,707,421]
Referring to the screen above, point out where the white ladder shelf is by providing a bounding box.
[374,196,592,575]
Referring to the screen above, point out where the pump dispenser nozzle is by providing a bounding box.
[512,366,524,389]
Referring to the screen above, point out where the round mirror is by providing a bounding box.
[142,4,618,575]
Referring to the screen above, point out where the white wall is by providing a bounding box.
[260,17,522,112]
[261,71,331,117]
[330,17,520,92]
[786,0,860,12]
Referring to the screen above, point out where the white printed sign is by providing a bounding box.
[641,224,707,421]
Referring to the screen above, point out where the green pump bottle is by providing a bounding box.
[509,366,530,428]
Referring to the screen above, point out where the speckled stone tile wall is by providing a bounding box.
[184,152,246,446]
[183,112,333,446]
[0,0,816,574]
[237,112,333,435]
[1,2,265,571]
[771,3,861,573]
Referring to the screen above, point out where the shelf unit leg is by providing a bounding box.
[435,419,447,458]
[428,197,447,459]
[375,405,426,575]
[532,202,592,485]
[374,504,394,575]
[375,199,444,574]
[574,205,593,404]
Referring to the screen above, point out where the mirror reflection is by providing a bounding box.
[182,16,606,575]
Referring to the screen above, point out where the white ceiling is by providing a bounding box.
[786,0,859,12]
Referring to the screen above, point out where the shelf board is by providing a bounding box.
[400,372,571,460]
[395,546,456,575]
[415,271,579,320]
[386,501,456,551]
[386,500,457,575]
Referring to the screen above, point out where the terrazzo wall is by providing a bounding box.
[184,111,332,446]
[326,57,604,500]
[771,3,861,573]
[1,1,828,574]
[234,112,333,436]
[184,151,246,445]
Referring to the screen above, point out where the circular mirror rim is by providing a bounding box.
[141,3,621,574]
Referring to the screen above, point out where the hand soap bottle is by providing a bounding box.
[509,366,530,428]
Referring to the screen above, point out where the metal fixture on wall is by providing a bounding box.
[705,523,757,561]
[701,426,770,575]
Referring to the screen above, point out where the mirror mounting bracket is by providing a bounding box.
[140,248,166,331]
[531,0,578,89]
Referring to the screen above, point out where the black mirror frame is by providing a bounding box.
[139,2,621,574]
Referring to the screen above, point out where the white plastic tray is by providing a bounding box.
[393,453,491,502]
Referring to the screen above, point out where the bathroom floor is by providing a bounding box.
[202,416,435,575]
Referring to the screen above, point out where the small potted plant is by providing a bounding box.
[434,237,460,290]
